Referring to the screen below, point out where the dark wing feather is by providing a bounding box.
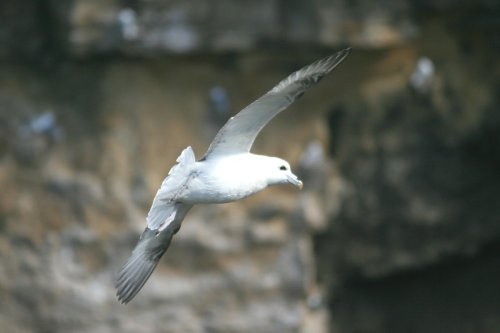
[116,205,191,304]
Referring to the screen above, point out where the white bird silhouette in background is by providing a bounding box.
[116,48,351,303]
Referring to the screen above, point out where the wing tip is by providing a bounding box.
[115,228,170,304]
[339,47,352,61]
[320,47,352,74]
[272,47,352,94]
[116,251,159,304]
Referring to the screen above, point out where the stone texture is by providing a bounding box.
[2,0,498,59]
[0,1,499,333]
[5,0,417,57]
[317,43,500,279]
[313,8,500,333]
[0,56,333,333]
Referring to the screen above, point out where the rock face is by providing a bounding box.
[0,55,334,333]
[49,0,416,55]
[316,44,500,333]
[0,1,499,333]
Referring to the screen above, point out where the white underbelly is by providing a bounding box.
[181,169,267,204]
[181,181,256,204]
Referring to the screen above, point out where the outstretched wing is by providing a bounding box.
[202,48,351,159]
[116,203,191,304]
[116,146,196,303]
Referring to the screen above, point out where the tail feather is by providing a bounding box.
[116,227,175,304]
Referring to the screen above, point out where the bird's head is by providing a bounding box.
[265,157,303,189]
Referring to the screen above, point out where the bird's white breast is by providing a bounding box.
[181,154,269,204]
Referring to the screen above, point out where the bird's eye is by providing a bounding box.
[279,165,287,171]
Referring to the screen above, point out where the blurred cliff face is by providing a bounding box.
[0,1,499,333]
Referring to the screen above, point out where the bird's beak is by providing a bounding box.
[287,174,304,190]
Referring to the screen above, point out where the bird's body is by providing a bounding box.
[185,154,297,203]
[116,48,351,303]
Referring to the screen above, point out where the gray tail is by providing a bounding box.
[116,227,175,304]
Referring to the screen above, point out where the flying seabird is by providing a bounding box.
[116,48,351,303]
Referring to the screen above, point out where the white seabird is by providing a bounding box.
[116,48,351,303]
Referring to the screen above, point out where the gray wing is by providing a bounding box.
[116,146,197,303]
[202,48,351,159]
[116,203,191,304]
